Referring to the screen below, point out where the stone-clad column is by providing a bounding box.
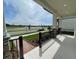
[3,17,11,59]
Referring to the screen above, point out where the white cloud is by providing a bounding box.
[4,0,53,25]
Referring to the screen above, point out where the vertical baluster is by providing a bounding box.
[11,40,14,59]
[54,29,57,38]
[19,36,24,59]
[39,32,42,48]
[49,29,51,38]
[16,39,18,58]
[52,29,56,38]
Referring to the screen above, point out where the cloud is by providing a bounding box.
[4,0,53,25]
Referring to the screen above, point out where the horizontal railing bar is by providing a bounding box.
[10,30,38,37]
[9,30,49,41]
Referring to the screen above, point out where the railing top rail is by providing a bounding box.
[9,30,49,41]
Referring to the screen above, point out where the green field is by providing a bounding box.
[23,32,49,41]
[23,34,39,41]
[6,26,47,36]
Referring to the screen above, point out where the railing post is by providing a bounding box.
[49,29,51,38]
[19,36,24,59]
[52,29,57,38]
[57,28,61,34]
[11,40,14,59]
[39,32,42,48]
[54,29,57,38]
[15,39,19,58]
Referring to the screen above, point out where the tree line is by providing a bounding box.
[6,24,52,27]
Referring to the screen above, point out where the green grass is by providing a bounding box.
[23,32,49,41]
[23,34,39,41]
[7,29,26,32]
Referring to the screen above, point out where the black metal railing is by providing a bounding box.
[9,28,60,59]
[19,36,24,59]
[38,28,58,48]
[9,36,24,59]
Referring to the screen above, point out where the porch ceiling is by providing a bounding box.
[34,0,76,19]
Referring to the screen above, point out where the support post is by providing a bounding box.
[16,39,19,57]
[10,40,15,59]
[19,36,24,59]
[57,19,59,28]
[39,32,42,48]
[48,27,51,38]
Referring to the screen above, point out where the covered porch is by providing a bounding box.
[3,0,76,59]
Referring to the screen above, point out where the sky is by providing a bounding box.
[4,0,53,25]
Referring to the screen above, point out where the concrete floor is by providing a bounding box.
[24,35,75,59]
[53,35,76,59]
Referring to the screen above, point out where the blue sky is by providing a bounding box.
[4,0,53,25]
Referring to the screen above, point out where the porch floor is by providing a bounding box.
[24,34,75,59]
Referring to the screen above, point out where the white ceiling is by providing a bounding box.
[34,0,76,19]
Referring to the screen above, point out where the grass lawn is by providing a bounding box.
[9,31,49,50]
[23,32,49,41]
[23,34,39,41]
